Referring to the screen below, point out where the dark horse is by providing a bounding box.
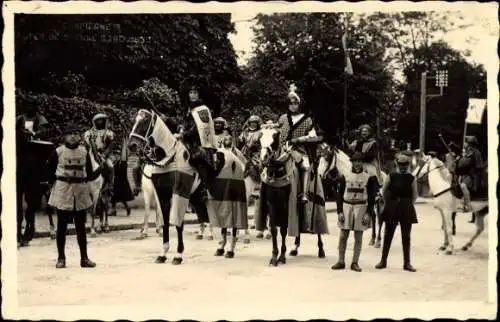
[16,130,55,246]
[255,127,327,266]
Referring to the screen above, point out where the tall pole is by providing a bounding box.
[419,72,427,152]
[343,73,348,147]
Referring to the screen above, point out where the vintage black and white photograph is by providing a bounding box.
[2,1,498,320]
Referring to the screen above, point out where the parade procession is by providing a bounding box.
[5,3,496,316]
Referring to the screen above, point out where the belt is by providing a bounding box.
[56,177,87,184]
[344,200,367,205]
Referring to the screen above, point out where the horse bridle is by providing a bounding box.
[415,159,445,181]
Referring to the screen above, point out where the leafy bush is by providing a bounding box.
[16,89,138,144]
[220,104,280,132]
[40,71,89,98]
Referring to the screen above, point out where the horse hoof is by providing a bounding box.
[445,250,453,255]
[90,231,97,238]
[290,249,298,256]
[207,236,214,241]
[50,233,56,240]
[269,258,279,266]
[256,233,264,239]
[462,245,469,251]
[265,233,272,240]
[103,226,110,233]
[155,256,167,264]
[172,257,183,265]
[318,249,326,259]
[368,239,375,246]
[243,238,251,244]
[439,246,446,251]
[225,251,235,259]
[250,225,256,229]
[278,255,286,264]
[215,249,225,256]
[196,235,203,240]
[374,240,381,248]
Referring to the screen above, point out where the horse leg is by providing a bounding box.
[225,228,237,258]
[140,188,151,239]
[369,211,376,246]
[197,223,205,240]
[290,235,300,256]
[317,234,325,258]
[451,212,457,235]
[438,208,450,251]
[155,223,170,264]
[172,225,184,265]
[269,226,279,266]
[123,201,131,216]
[462,211,485,251]
[278,226,288,264]
[375,209,383,248]
[215,228,227,256]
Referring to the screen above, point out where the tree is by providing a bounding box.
[15,14,242,113]
[397,41,487,155]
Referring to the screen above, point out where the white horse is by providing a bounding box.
[413,156,489,254]
[137,163,164,239]
[87,148,110,237]
[318,146,388,248]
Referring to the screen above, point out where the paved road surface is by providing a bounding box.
[16,202,491,317]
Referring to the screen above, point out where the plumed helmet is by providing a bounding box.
[248,115,262,124]
[92,113,108,122]
[396,154,411,165]
[288,83,301,104]
[350,152,365,162]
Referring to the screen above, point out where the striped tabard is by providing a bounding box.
[278,113,314,154]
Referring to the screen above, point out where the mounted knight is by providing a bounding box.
[83,113,116,188]
[348,124,382,186]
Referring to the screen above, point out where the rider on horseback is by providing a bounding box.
[456,136,485,212]
[214,117,230,148]
[238,115,263,160]
[278,84,318,203]
[83,113,116,188]
[348,124,382,187]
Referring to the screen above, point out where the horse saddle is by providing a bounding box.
[450,176,464,199]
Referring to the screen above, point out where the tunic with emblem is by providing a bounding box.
[83,128,115,153]
[336,171,378,231]
[381,172,418,225]
[46,144,94,211]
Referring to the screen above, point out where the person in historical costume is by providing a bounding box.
[348,124,382,186]
[46,126,96,269]
[16,105,53,246]
[375,154,418,272]
[456,136,484,213]
[110,137,134,216]
[331,152,378,272]
[278,85,318,203]
[214,117,231,149]
[444,141,462,174]
[238,115,263,160]
[83,113,116,188]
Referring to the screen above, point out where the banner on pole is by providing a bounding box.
[465,98,487,125]
[341,33,354,76]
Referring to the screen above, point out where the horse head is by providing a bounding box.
[128,109,178,167]
[259,125,287,166]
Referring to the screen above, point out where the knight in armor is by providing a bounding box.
[238,115,263,160]
[444,141,462,174]
[83,113,116,188]
[331,152,378,272]
[456,136,484,212]
[46,126,96,269]
[278,86,318,202]
[214,117,230,148]
[348,124,382,186]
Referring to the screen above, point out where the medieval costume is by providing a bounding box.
[83,113,116,187]
[331,152,378,272]
[46,126,96,269]
[16,106,52,246]
[214,117,231,149]
[238,115,263,159]
[376,154,418,272]
[348,124,382,186]
[456,136,484,213]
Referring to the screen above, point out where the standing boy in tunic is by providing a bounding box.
[331,152,378,272]
[46,126,96,269]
